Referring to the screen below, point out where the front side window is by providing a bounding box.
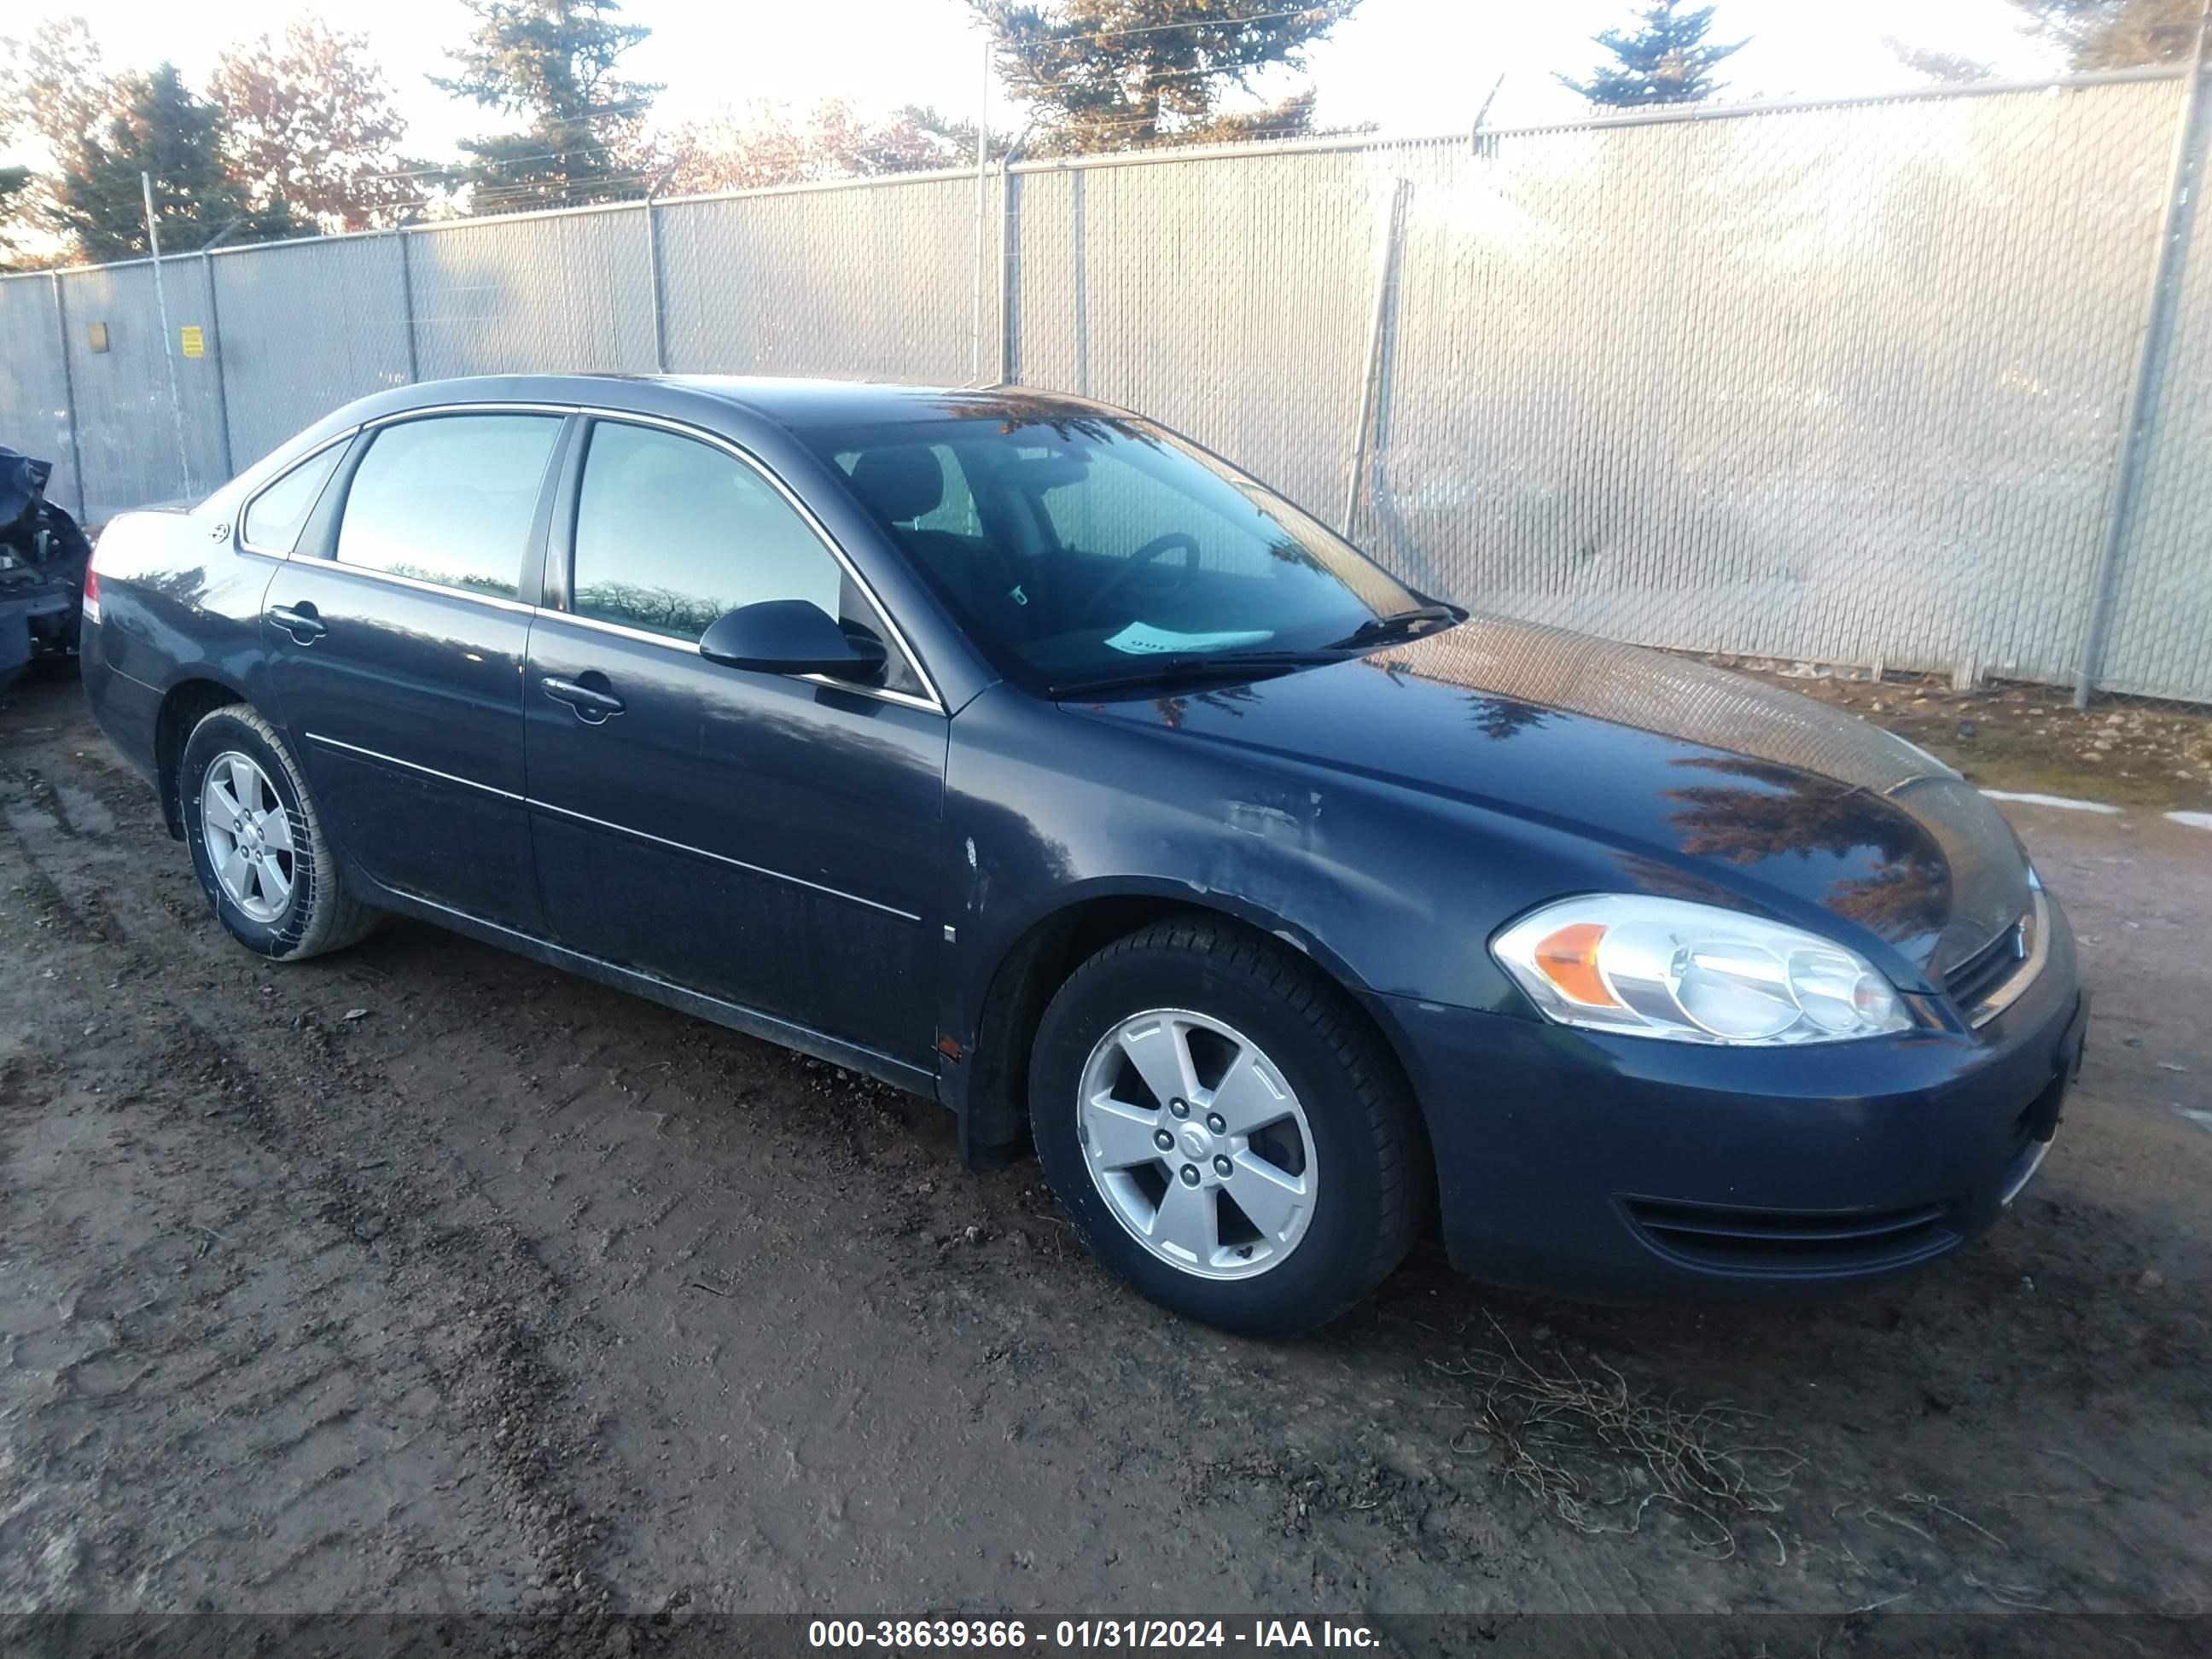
[570,422,843,642]
[335,414,563,599]
[812,413,1420,693]
[242,442,345,553]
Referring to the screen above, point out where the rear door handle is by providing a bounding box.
[267,602,326,643]
[542,675,626,724]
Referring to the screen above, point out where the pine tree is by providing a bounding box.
[2005,1,2205,69]
[968,1,1363,154]
[1884,37,1997,84]
[0,165,30,251]
[434,0,660,212]
[46,64,298,261]
[0,163,26,268]
[1557,2,1749,108]
[884,106,1017,169]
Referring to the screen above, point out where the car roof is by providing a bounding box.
[342,373,1131,436]
[667,375,1124,430]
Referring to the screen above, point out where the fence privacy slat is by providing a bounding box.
[2,76,2206,701]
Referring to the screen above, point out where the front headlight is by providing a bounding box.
[1491,895,1912,1045]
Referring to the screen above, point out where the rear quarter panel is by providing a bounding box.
[85,508,282,750]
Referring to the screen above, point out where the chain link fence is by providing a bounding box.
[3,68,2208,703]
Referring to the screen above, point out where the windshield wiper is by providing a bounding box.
[1326,603,1463,651]
[1049,650,1343,699]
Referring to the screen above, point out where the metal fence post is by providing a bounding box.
[48,271,88,522]
[2073,6,2212,707]
[1342,178,1412,538]
[1470,74,1505,154]
[646,196,669,372]
[395,225,421,384]
[970,41,991,387]
[201,251,236,480]
[998,152,1021,387]
[1071,170,1089,398]
[142,171,193,498]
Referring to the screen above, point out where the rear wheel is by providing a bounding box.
[1029,917,1426,1336]
[180,704,378,960]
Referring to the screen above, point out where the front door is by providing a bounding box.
[524,416,947,1065]
[262,410,568,934]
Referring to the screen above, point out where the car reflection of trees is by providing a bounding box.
[571,581,723,639]
[1260,533,1324,573]
[1359,654,1552,743]
[1144,684,1265,730]
[127,565,234,668]
[142,564,209,602]
[916,394,1413,626]
[1468,694,1550,742]
[381,562,526,605]
[1657,755,1946,937]
[923,392,1138,447]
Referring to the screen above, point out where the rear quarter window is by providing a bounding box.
[241,443,346,554]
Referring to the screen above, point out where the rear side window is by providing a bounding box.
[335,414,562,599]
[242,443,345,554]
[569,422,842,638]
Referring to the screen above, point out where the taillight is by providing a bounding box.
[80,564,101,625]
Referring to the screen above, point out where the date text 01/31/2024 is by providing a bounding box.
[806,1620,1381,1649]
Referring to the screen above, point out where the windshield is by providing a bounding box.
[806,413,1424,694]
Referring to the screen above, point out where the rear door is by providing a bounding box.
[523,416,947,1064]
[262,409,570,933]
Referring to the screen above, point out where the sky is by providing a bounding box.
[6,0,2065,166]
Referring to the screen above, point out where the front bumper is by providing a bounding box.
[1368,894,2086,1301]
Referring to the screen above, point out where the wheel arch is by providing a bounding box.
[952,885,1425,1179]
[153,675,253,839]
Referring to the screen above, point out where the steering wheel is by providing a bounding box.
[1080,533,1202,626]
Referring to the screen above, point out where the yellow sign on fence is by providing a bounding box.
[179,326,205,358]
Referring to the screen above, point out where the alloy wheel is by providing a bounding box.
[1075,1008,1318,1280]
[200,750,296,923]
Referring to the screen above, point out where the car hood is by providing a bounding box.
[1069,614,2031,981]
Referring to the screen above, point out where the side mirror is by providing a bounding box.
[697,598,888,683]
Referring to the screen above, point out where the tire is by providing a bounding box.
[179,704,379,961]
[1029,917,1428,1337]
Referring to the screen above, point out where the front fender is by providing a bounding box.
[940,687,1529,1045]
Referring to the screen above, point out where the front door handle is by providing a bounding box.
[267,602,326,643]
[542,674,626,724]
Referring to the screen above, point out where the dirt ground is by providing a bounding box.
[3,663,2209,1638]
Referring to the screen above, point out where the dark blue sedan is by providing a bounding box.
[80,375,2087,1336]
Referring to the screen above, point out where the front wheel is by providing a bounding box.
[1029,917,1428,1337]
[180,704,379,960]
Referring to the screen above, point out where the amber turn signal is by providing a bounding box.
[1533,922,1621,1008]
